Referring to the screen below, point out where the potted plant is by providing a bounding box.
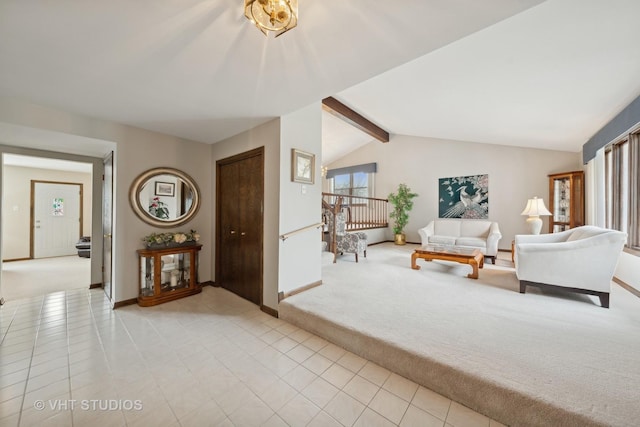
[388,183,418,245]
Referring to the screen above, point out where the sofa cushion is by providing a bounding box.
[455,237,487,249]
[460,221,490,238]
[566,227,604,242]
[428,235,457,245]
[434,220,461,237]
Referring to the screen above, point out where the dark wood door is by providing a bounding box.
[218,159,241,293]
[216,147,264,305]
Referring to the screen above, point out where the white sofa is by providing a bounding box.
[515,226,627,308]
[418,219,502,263]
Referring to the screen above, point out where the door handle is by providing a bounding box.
[241,232,246,236]
[104,234,112,238]
[230,230,236,235]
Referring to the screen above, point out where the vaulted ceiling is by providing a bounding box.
[2,0,640,163]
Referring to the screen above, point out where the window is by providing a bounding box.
[605,132,639,250]
[332,171,372,200]
[326,163,377,203]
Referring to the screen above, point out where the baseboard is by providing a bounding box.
[260,304,278,318]
[2,257,30,263]
[613,277,640,299]
[89,283,102,289]
[278,280,323,302]
[381,240,421,245]
[370,240,394,246]
[113,298,137,309]
[200,280,215,287]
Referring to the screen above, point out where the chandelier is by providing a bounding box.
[244,0,298,37]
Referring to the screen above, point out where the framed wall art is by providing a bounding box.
[154,181,175,197]
[291,149,315,184]
[439,174,489,219]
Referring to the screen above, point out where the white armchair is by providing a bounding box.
[515,226,627,308]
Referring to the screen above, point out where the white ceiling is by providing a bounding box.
[336,0,640,152]
[1,0,639,161]
[3,153,93,173]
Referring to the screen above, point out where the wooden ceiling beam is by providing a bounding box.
[322,97,390,143]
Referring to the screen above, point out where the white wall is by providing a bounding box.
[2,165,92,260]
[0,98,213,304]
[210,119,281,310]
[210,103,323,309]
[327,134,582,248]
[278,103,323,296]
[115,129,212,303]
[0,98,324,310]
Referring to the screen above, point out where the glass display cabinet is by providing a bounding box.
[137,244,202,306]
[548,171,584,233]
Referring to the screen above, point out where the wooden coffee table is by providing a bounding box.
[411,245,484,279]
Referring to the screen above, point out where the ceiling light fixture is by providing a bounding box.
[244,0,298,37]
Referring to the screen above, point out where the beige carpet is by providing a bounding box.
[1,256,91,302]
[279,243,640,427]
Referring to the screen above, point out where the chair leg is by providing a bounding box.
[355,253,358,263]
[599,293,610,308]
[364,249,367,258]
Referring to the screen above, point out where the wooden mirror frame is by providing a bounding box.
[129,167,200,228]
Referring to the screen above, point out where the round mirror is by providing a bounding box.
[129,167,201,228]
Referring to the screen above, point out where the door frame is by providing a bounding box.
[102,152,114,301]
[215,146,265,306]
[1,144,109,305]
[30,180,83,259]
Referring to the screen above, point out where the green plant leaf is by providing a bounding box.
[388,183,418,235]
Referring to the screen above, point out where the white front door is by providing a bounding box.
[33,182,82,258]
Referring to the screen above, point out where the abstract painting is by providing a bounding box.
[439,174,489,219]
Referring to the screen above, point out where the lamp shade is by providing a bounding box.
[521,196,551,235]
[520,197,552,216]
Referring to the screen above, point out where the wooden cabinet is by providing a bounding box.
[548,171,584,233]
[137,244,202,306]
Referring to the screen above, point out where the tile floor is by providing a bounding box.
[0,286,505,427]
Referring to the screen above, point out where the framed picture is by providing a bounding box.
[438,174,489,219]
[291,149,315,184]
[155,181,175,197]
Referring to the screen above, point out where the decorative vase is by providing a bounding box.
[394,233,406,245]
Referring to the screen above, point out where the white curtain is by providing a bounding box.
[585,149,606,228]
[628,133,639,248]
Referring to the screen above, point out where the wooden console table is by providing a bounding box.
[411,245,484,279]
[137,244,202,306]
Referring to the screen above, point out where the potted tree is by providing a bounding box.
[388,183,418,245]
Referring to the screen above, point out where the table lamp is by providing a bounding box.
[521,196,551,234]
